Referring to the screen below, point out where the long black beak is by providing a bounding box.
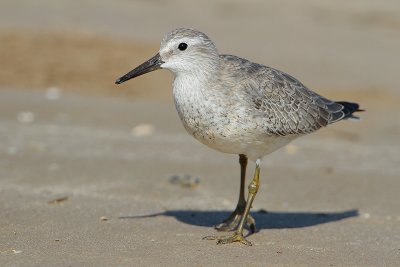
[115,53,164,84]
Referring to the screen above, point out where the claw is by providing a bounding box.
[203,232,252,246]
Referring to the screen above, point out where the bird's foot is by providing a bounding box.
[215,209,256,233]
[203,231,252,246]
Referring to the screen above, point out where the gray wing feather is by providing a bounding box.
[220,55,348,136]
[257,68,346,135]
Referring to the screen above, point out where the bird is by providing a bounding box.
[115,28,362,246]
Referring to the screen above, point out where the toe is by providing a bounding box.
[214,233,252,246]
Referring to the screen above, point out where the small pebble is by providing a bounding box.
[169,174,200,188]
[17,112,35,123]
[362,213,370,219]
[131,124,155,137]
[48,196,68,204]
[285,144,298,155]
[45,86,62,100]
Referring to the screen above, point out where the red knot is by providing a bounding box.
[116,28,362,246]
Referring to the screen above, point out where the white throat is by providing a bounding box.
[172,72,208,105]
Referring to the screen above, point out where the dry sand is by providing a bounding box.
[0,0,399,266]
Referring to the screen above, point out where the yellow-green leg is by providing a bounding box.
[204,158,261,246]
[214,154,256,233]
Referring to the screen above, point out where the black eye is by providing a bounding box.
[178,43,188,51]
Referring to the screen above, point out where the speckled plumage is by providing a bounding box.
[160,28,360,160]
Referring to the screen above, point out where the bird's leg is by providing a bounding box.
[204,160,261,246]
[214,154,256,233]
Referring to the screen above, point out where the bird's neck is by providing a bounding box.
[173,73,206,106]
[172,59,220,100]
[173,70,217,100]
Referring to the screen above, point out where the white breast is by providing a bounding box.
[172,74,295,161]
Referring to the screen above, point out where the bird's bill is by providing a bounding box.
[115,53,164,84]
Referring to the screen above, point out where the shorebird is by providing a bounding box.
[115,28,361,246]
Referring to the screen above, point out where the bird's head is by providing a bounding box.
[115,28,219,84]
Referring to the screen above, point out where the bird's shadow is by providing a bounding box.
[119,209,358,229]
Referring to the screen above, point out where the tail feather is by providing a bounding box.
[335,101,364,120]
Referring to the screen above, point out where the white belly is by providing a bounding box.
[174,97,295,161]
[192,126,295,161]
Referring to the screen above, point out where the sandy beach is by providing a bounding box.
[0,0,399,266]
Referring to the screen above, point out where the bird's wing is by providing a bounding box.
[248,67,346,136]
[219,55,349,136]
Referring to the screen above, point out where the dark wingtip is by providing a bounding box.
[115,78,122,85]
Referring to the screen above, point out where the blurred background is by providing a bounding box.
[0,0,399,265]
[1,0,400,98]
